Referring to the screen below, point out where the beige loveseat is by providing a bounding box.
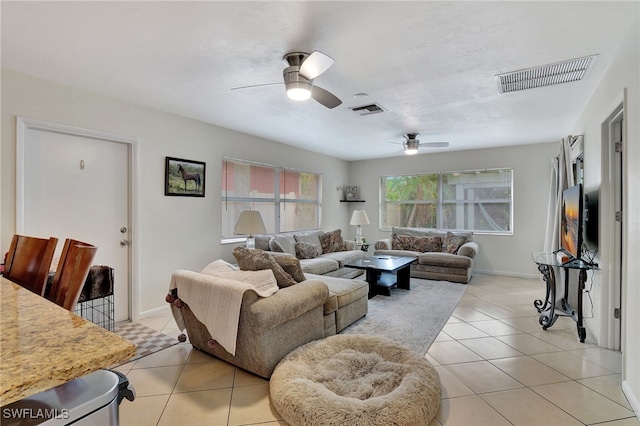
[254,229,366,279]
[374,227,479,284]
[169,257,368,378]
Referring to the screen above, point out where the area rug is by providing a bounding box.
[341,278,467,355]
[114,322,179,364]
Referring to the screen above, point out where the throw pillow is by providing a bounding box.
[253,235,271,251]
[320,229,347,253]
[391,233,413,250]
[442,232,469,254]
[295,241,321,260]
[232,247,297,288]
[213,270,279,297]
[201,259,237,275]
[293,231,324,255]
[272,254,306,282]
[269,237,285,253]
[412,235,442,253]
[268,234,297,255]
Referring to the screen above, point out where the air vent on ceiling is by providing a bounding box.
[349,103,386,115]
[495,54,598,94]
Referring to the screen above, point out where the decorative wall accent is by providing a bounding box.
[165,156,205,197]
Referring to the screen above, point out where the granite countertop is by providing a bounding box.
[0,277,137,406]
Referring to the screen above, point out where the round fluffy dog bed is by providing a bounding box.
[270,334,441,426]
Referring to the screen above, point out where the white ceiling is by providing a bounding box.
[2,1,638,161]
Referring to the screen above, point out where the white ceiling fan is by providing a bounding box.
[230,51,342,109]
[390,133,449,155]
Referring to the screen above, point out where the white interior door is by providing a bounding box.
[21,126,131,322]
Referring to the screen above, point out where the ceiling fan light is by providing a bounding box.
[404,139,419,155]
[287,85,311,101]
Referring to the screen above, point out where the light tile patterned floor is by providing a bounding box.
[118,274,639,426]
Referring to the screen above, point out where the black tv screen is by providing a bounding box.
[561,184,584,260]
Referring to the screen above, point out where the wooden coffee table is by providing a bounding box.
[345,256,415,298]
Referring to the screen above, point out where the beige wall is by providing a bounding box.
[1,69,351,317]
[572,20,639,416]
[348,142,557,277]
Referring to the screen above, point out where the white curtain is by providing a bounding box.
[544,138,575,252]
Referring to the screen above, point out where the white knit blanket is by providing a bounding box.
[169,269,278,355]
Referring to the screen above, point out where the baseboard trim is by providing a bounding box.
[474,269,539,279]
[140,305,171,319]
[622,380,640,419]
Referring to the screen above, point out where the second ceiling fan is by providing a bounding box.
[391,133,449,155]
[230,50,342,109]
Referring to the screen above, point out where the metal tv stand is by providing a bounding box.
[531,252,599,343]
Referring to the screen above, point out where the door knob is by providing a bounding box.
[120,239,129,247]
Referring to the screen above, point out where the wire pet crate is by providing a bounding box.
[73,265,115,332]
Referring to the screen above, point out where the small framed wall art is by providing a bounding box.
[345,186,358,200]
[165,156,206,197]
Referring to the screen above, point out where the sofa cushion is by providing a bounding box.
[254,235,272,251]
[299,257,339,275]
[319,250,366,268]
[294,230,324,255]
[412,235,442,253]
[374,249,422,258]
[418,252,473,268]
[320,229,347,253]
[391,233,414,250]
[269,234,297,255]
[295,241,321,259]
[442,232,469,254]
[269,253,306,282]
[232,247,297,288]
[306,273,369,309]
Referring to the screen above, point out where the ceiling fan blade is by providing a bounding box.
[230,82,282,91]
[311,86,342,109]
[422,142,449,148]
[299,51,335,80]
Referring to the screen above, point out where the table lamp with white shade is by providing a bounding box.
[350,210,370,244]
[234,210,266,249]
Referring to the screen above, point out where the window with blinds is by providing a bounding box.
[221,158,322,242]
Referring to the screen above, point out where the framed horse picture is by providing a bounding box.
[165,157,206,197]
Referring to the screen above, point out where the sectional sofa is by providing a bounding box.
[169,241,369,378]
[253,228,366,278]
[374,226,479,284]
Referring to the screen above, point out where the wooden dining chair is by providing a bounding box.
[47,239,98,311]
[4,234,58,296]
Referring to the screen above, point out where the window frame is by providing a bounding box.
[379,168,513,235]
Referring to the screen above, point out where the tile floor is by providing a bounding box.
[117,274,639,426]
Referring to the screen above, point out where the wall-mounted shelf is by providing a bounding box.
[340,200,366,203]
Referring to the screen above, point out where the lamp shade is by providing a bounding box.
[234,210,266,235]
[350,210,370,226]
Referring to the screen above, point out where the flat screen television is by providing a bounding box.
[560,183,584,261]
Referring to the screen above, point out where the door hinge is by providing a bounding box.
[615,211,623,222]
[614,308,621,319]
[615,142,623,153]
